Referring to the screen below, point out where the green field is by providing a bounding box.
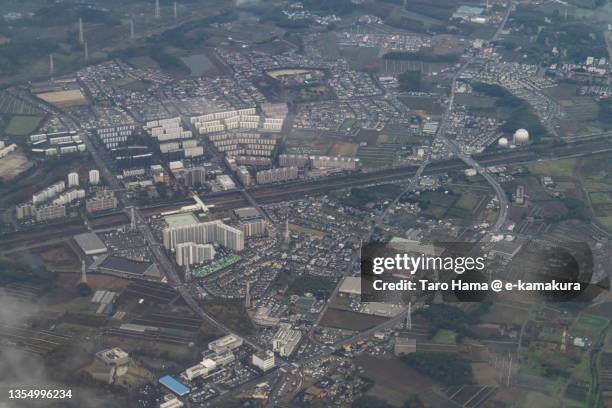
[111,77,151,92]
[357,146,397,167]
[570,314,609,343]
[5,115,44,135]
[527,158,577,178]
[286,275,336,297]
[432,329,457,344]
[575,154,612,227]
[340,46,379,70]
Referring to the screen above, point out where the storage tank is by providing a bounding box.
[513,128,529,145]
[498,137,509,147]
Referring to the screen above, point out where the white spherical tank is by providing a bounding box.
[498,137,509,147]
[513,128,529,145]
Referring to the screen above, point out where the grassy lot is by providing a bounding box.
[340,46,379,70]
[286,275,337,297]
[357,146,397,167]
[481,302,530,326]
[127,56,160,70]
[570,314,609,343]
[527,158,577,178]
[432,329,456,344]
[5,114,44,135]
[320,308,387,331]
[538,326,562,343]
[579,153,612,227]
[201,298,253,336]
[355,354,432,406]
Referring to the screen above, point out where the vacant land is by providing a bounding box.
[286,275,336,297]
[201,298,253,336]
[329,141,358,157]
[481,302,530,326]
[319,308,387,331]
[357,146,397,167]
[37,89,88,107]
[0,149,31,181]
[356,354,433,406]
[527,158,577,178]
[570,313,609,343]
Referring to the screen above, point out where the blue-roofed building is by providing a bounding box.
[159,375,190,396]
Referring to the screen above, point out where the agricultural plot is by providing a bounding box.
[319,308,388,331]
[578,154,612,228]
[569,314,609,343]
[357,146,397,167]
[0,92,43,115]
[4,114,44,136]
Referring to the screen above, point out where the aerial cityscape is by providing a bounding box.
[0,0,612,407]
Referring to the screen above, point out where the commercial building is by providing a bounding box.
[96,124,136,149]
[183,358,216,381]
[236,166,251,186]
[217,174,236,190]
[89,169,100,185]
[163,220,244,252]
[176,166,207,187]
[67,172,79,187]
[256,167,298,184]
[279,154,309,168]
[515,185,525,205]
[0,142,17,158]
[52,189,85,205]
[32,181,65,204]
[85,191,118,213]
[234,207,260,221]
[243,219,267,237]
[15,203,35,220]
[310,155,359,171]
[252,350,275,372]
[93,255,162,280]
[74,232,108,256]
[205,347,235,367]
[208,334,243,353]
[272,324,302,357]
[394,337,417,356]
[93,347,130,384]
[160,396,184,408]
[339,276,361,295]
[34,203,66,221]
[96,348,130,366]
[175,242,215,266]
[159,376,190,397]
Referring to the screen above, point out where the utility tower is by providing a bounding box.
[245,281,251,308]
[405,302,412,330]
[49,54,55,76]
[130,207,137,230]
[80,260,88,284]
[78,17,84,44]
[155,0,160,19]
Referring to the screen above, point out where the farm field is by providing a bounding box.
[4,114,44,136]
[357,146,397,167]
[319,308,388,331]
[0,91,44,115]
